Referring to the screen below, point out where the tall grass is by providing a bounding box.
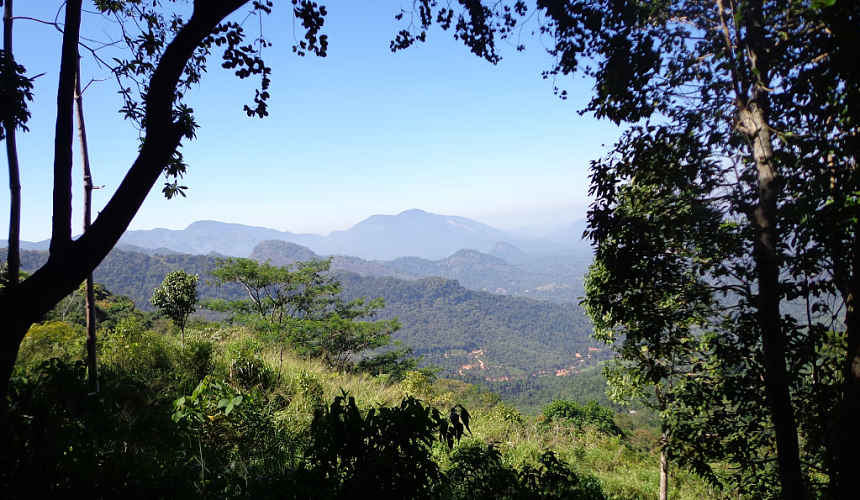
[7,319,721,500]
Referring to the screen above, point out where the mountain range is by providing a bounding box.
[5,209,604,379]
[4,209,593,302]
[4,209,590,261]
[113,209,591,260]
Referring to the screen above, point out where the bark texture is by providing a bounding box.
[839,226,860,500]
[740,2,804,498]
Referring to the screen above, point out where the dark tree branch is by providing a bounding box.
[0,0,252,402]
[50,0,82,255]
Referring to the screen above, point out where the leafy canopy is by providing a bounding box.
[150,269,199,339]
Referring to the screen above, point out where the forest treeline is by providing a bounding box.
[16,248,604,378]
[249,239,590,303]
[335,272,603,377]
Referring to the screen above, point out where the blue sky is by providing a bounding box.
[2,1,621,242]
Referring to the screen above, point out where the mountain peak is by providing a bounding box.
[250,240,318,266]
[398,208,430,217]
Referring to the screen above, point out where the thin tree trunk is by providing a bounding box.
[3,0,21,288]
[659,435,669,500]
[656,387,669,500]
[74,56,99,394]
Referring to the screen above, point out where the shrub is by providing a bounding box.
[15,321,84,368]
[224,336,272,389]
[446,442,520,499]
[179,336,216,380]
[171,376,288,498]
[542,400,623,437]
[445,442,607,500]
[299,392,471,500]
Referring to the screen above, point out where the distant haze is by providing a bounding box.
[111,209,591,261]
[121,203,590,240]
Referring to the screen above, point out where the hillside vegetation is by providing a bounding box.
[3,292,718,500]
[17,248,605,378]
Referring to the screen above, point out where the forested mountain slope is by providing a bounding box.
[335,273,605,378]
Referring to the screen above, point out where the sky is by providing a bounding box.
[1,1,622,242]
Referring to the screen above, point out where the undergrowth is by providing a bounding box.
[3,320,720,499]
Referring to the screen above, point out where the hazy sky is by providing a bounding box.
[2,1,621,241]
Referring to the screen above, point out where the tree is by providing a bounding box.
[585,190,715,499]
[392,1,858,496]
[207,257,402,372]
[551,1,859,499]
[207,257,339,328]
[396,0,855,498]
[75,49,100,392]
[151,269,199,343]
[2,0,32,293]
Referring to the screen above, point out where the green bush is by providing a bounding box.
[179,336,216,380]
[291,370,325,409]
[446,442,520,499]
[224,336,272,389]
[100,318,176,378]
[171,376,290,497]
[445,441,607,500]
[3,358,191,499]
[15,321,85,369]
[297,392,470,500]
[542,400,623,437]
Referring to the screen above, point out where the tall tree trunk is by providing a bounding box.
[742,100,805,499]
[74,57,99,394]
[839,225,860,500]
[50,0,83,256]
[739,2,805,498]
[824,5,860,498]
[3,0,21,288]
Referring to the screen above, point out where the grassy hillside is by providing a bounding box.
[4,313,720,500]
